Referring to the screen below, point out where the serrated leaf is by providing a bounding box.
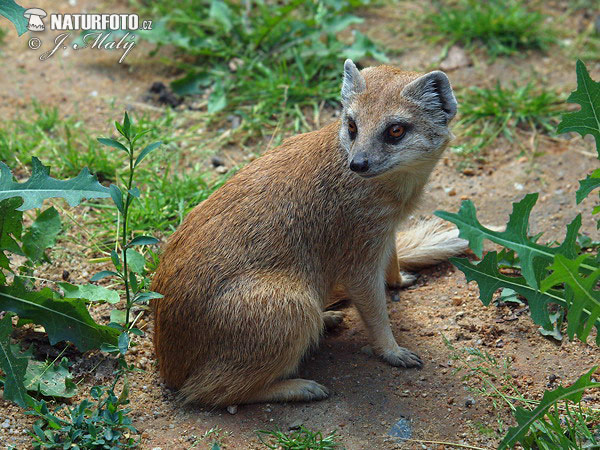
[557,60,600,157]
[0,157,110,211]
[127,236,159,247]
[0,280,119,352]
[451,253,565,330]
[25,357,77,398]
[0,314,32,407]
[109,184,123,213]
[135,141,162,168]
[436,195,582,289]
[0,198,24,279]
[22,207,61,263]
[59,283,120,304]
[97,137,129,154]
[0,0,28,36]
[499,366,600,449]
[541,254,600,343]
[125,248,145,274]
[576,168,600,204]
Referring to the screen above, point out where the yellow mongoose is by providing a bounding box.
[152,60,465,406]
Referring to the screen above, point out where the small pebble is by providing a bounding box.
[227,405,238,415]
[465,397,476,408]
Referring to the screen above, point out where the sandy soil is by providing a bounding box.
[0,0,599,448]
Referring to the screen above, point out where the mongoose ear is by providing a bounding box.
[341,59,366,105]
[401,71,457,124]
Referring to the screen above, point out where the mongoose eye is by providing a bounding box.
[348,119,357,139]
[387,124,405,139]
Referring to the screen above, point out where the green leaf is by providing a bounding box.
[436,195,582,289]
[22,207,61,263]
[0,198,24,283]
[127,236,159,247]
[133,291,163,304]
[576,168,600,204]
[123,112,131,139]
[109,309,126,326]
[450,253,565,330]
[109,184,123,213]
[24,357,77,398]
[59,283,120,304]
[499,366,600,449]
[125,249,145,274]
[208,81,227,114]
[0,280,119,352]
[97,138,129,154]
[90,270,119,282]
[557,60,600,157]
[117,332,129,355]
[209,0,233,32]
[541,254,600,343]
[0,157,110,211]
[0,0,27,36]
[0,314,32,407]
[134,141,162,168]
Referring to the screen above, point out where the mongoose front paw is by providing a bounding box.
[382,347,423,368]
[323,310,344,331]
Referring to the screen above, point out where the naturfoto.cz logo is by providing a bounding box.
[23,9,152,64]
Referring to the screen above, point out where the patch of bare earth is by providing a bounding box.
[1,0,599,448]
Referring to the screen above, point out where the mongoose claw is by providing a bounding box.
[399,271,418,288]
[382,347,423,369]
[302,380,330,400]
[323,310,345,331]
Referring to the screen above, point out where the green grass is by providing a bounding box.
[0,103,120,181]
[137,0,386,140]
[257,427,342,450]
[445,339,600,448]
[453,82,564,159]
[0,105,227,235]
[427,0,554,57]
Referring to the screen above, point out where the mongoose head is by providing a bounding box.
[338,59,457,179]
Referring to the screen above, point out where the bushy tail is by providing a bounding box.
[395,218,468,270]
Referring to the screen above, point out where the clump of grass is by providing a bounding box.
[444,338,600,448]
[453,82,563,158]
[138,0,386,138]
[0,103,120,181]
[257,427,341,450]
[427,0,554,57]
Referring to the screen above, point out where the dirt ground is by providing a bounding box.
[0,0,599,448]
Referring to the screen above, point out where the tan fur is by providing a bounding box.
[152,63,462,406]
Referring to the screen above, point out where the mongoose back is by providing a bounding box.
[152,60,463,406]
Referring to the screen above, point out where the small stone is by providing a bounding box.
[447,188,456,196]
[227,405,238,415]
[462,167,475,176]
[451,296,463,306]
[216,166,228,174]
[465,397,475,408]
[2,419,10,428]
[288,419,303,430]
[440,45,472,71]
[169,424,174,429]
[211,156,225,168]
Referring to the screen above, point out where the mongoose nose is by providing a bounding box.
[349,153,369,173]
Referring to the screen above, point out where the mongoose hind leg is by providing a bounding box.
[246,378,329,403]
